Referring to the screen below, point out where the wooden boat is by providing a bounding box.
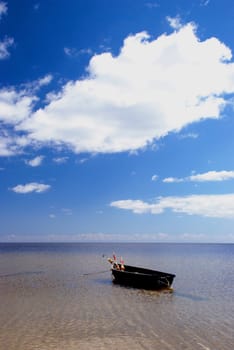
[110,263,176,290]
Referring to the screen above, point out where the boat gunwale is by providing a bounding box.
[112,264,176,278]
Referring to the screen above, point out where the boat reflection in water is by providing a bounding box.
[108,257,176,290]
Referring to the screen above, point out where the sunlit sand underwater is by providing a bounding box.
[0,243,233,349]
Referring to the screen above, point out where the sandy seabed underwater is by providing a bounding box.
[0,242,233,350]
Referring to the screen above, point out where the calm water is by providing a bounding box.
[0,243,233,350]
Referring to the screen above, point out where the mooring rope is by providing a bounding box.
[81,269,110,276]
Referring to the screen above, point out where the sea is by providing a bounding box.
[0,243,233,350]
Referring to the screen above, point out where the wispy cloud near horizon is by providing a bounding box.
[163,170,234,183]
[111,193,234,218]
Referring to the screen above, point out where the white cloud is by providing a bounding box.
[110,199,163,214]
[178,132,198,139]
[0,88,36,156]
[0,3,14,60]
[0,1,7,18]
[0,1,7,19]
[53,156,68,164]
[110,194,234,218]
[78,158,88,164]
[163,177,183,183]
[64,47,73,56]
[163,170,234,183]
[200,0,210,6]
[37,74,53,87]
[0,36,14,59]
[11,182,51,194]
[26,155,44,167]
[79,48,93,55]
[0,77,50,142]
[64,47,92,57]
[0,88,37,123]
[0,128,29,156]
[1,22,234,155]
[0,133,16,156]
[145,2,159,9]
[166,16,183,30]
[24,74,53,93]
[151,174,158,181]
[190,170,234,182]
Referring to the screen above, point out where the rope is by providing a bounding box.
[81,269,110,276]
[0,270,110,279]
[0,271,43,278]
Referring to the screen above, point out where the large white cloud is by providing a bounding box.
[1,21,234,155]
[110,194,234,218]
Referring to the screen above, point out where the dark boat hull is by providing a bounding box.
[111,264,175,290]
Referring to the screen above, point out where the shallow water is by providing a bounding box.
[0,243,233,349]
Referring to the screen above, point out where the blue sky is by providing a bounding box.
[1,0,234,242]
